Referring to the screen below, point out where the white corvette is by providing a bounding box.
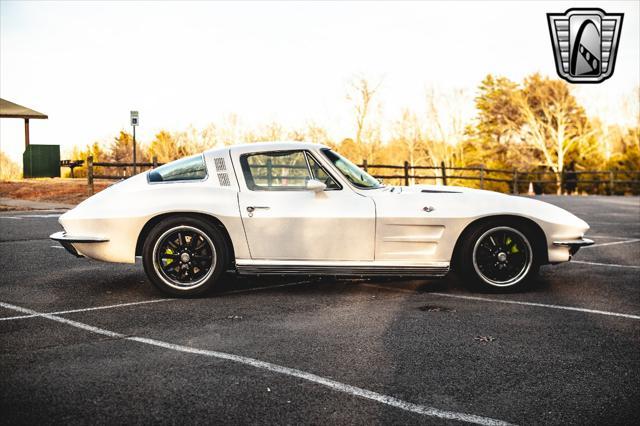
[51,142,593,296]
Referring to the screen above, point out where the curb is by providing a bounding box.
[0,197,76,210]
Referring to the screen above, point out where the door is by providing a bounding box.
[237,150,375,261]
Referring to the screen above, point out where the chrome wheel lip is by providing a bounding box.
[152,225,217,291]
[472,226,533,287]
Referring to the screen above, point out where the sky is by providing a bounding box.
[1,0,638,164]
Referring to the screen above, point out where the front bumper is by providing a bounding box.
[553,237,595,255]
[50,231,109,258]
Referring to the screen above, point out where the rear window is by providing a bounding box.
[148,155,207,183]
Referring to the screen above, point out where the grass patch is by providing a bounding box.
[0,179,112,205]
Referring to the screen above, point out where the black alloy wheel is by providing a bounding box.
[459,222,539,291]
[154,226,215,288]
[143,216,228,296]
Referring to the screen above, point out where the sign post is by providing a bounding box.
[130,111,139,174]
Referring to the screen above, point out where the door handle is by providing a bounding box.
[246,206,270,213]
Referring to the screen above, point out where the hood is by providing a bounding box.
[387,184,500,195]
[370,184,588,230]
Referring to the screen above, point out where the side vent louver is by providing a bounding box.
[214,157,231,186]
[214,157,226,171]
[217,173,231,187]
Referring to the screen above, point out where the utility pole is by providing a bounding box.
[24,118,30,149]
[130,111,139,174]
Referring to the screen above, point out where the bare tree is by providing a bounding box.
[304,122,334,147]
[286,128,306,142]
[346,75,383,161]
[216,113,242,146]
[422,87,469,184]
[173,125,211,156]
[507,75,592,193]
[244,121,285,143]
[391,110,426,185]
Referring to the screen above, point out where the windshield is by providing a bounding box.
[321,148,383,189]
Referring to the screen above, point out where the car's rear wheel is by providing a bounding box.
[142,216,228,297]
[460,222,539,291]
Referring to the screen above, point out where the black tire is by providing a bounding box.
[142,216,228,297]
[459,220,540,291]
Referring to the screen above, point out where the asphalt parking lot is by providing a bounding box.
[1,195,638,425]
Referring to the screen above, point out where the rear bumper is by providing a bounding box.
[553,237,594,255]
[50,231,109,258]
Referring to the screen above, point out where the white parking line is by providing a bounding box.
[588,221,640,225]
[361,284,640,320]
[0,214,62,220]
[587,235,638,240]
[219,279,314,295]
[0,298,174,321]
[430,293,640,320]
[0,281,313,322]
[582,239,640,249]
[0,300,513,426]
[0,302,124,338]
[571,260,640,270]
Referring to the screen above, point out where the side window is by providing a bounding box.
[306,153,340,189]
[242,151,311,190]
[148,155,207,183]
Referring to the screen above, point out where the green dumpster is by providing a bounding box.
[23,145,60,178]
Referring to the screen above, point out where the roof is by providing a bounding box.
[203,141,330,157]
[226,141,329,155]
[0,98,48,119]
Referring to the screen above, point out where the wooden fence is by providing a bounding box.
[81,156,640,195]
[86,156,164,194]
[360,160,640,195]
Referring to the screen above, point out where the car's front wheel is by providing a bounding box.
[459,222,539,291]
[142,216,228,297]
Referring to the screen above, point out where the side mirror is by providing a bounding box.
[306,179,327,192]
